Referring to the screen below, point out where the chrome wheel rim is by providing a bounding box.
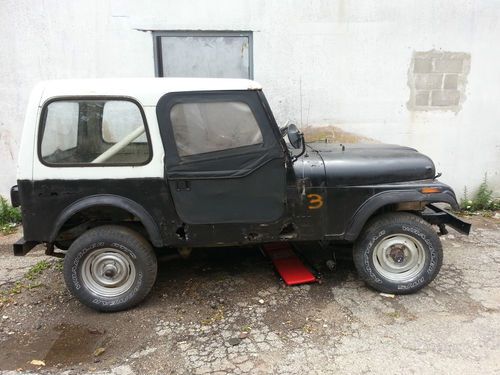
[372,234,425,282]
[81,248,136,297]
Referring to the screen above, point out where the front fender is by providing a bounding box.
[343,185,460,241]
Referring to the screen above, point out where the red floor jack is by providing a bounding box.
[262,242,318,285]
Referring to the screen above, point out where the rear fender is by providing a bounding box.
[49,194,163,247]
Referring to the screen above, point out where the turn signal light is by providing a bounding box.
[420,187,442,194]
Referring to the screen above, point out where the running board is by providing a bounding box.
[262,243,318,286]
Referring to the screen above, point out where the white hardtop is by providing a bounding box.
[36,77,263,106]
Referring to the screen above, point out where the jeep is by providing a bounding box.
[10,78,470,311]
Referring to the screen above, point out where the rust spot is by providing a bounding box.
[176,224,187,240]
[246,232,262,241]
[279,223,297,240]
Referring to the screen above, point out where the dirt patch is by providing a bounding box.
[302,125,378,144]
[0,323,109,370]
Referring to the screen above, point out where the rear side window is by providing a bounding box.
[170,101,263,157]
[40,99,151,165]
[102,101,148,143]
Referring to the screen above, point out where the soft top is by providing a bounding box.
[36,77,262,106]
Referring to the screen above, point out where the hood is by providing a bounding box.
[301,143,436,186]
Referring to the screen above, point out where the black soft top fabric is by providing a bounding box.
[156,90,284,180]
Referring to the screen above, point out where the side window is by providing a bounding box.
[102,101,147,143]
[170,101,263,157]
[40,99,151,165]
[40,102,79,157]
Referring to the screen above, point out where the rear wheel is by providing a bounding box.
[353,212,442,294]
[63,225,157,312]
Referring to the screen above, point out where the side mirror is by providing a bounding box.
[287,124,303,149]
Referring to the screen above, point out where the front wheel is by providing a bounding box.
[353,212,443,294]
[63,225,158,312]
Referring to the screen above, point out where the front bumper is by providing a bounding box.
[422,204,471,235]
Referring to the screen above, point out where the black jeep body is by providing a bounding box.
[12,90,469,253]
[10,81,471,311]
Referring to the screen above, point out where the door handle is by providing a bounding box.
[175,180,191,191]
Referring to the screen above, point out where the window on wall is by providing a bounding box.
[153,31,253,79]
[40,99,151,166]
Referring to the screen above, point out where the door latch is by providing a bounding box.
[176,180,191,191]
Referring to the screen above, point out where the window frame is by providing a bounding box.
[152,30,254,79]
[37,96,153,168]
[157,90,281,166]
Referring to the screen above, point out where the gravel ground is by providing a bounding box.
[0,214,499,374]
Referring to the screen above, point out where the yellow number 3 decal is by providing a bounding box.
[307,193,324,209]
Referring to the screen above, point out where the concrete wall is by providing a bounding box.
[1,0,499,199]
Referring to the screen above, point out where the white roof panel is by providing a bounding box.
[38,77,263,106]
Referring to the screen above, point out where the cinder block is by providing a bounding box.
[434,58,463,73]
[415,91,430,106]
[443,74,458,89]
[431,90,460,106]
[414,74,443,90]
[413,58,433,73]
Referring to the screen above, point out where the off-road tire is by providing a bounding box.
[63,225,157,312]
[353,212,443,294]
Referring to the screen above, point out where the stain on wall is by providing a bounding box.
[407,50,471,113]
[302,126,378,144]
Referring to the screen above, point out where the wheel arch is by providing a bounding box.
[50,194,163,247]
[343,189,460,242]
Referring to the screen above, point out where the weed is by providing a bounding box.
[0,282,24,307]
[241,325,252,333]
[0,196,21,235]
[25,260,51,281]
[0,261,51,307]
[54,259,64,271]
[461,175,500,212]
[302,323,314,334]
[201,307,225,325]
[0,289,15,305]
[0,223,17,235]
[26,282,43,290]
[9,281,24,295]
[386,311,401,319]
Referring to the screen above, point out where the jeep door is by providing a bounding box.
[156,90,286,224]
